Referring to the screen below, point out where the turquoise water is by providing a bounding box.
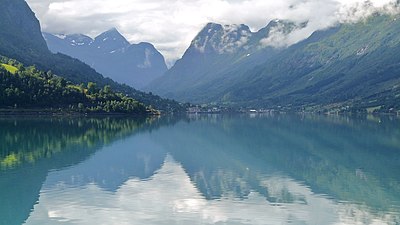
[0,115,399,225]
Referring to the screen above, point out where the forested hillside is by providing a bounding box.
[0,57,150,114]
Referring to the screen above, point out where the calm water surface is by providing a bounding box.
[0,114,399,225]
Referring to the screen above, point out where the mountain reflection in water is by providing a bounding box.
[0,115,399,225]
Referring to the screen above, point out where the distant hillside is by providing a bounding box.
[0,56,150,114]
[147,15,400,113]
[43,29,168,89]
[0,0,183,113]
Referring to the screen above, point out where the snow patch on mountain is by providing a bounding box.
[138,48,153,69]
[55,34,67,40]
[260,20,308,48]
[218,24,251,53]
[193,23,252,54]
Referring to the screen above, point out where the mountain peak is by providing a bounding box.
[107,27,118,32]
[201,23,251,34]
[93,28,130,52]
[136,42,156,49]
[191,22,252,54]
[43,32,93,48]
[252,19,307,48]
[66,33,93,45]
[97,28,125,39]
[204,22,223,29]
[269,19,307,33]
[101,27,124,37]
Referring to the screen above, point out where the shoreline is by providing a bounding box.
[1,108,398,117]
[0,108,155,117]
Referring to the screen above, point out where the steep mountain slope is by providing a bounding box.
[44,29,168,89]
[148,15,400,112]
[0,0,183,112]
[0,0,49,63]
[146,20,303,102]
[221,15,400,111]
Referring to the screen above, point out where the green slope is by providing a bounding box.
[0,56,149,114]
[222,15,400,112]
[0,63,18,74]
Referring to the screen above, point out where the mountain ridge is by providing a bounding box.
[145,19,298,101]
[147,15,400,112]
[43,28,168,89]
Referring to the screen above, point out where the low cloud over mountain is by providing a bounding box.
[26,0,400,64]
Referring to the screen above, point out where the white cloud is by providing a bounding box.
[25,0,399,65]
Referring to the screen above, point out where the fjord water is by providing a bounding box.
[0,115,399,225]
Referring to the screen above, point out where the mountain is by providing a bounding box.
[0,0,183,112]
[43,29,168,89]
[145,19,301,103]
[0,0,49,62]
[220,15,400,112]
[147,15,400,112]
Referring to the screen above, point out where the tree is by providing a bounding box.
[87,82,97,95]
[78,103,84,111]
[103,85,111,94]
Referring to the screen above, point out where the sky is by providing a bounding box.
[25,0,398,65]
